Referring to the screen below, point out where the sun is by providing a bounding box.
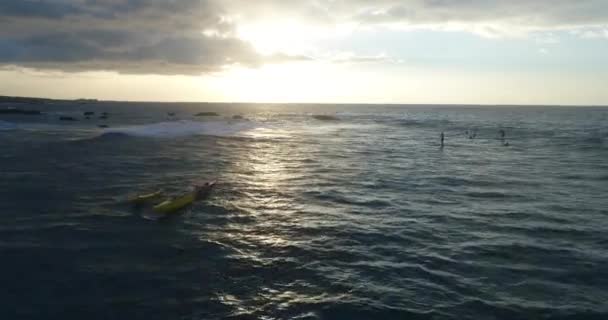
[201,19,371,103]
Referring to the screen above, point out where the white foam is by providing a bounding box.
[103,120,260,138]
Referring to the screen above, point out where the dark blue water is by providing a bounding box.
[1,102,607,319]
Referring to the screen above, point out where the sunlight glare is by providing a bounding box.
[237,20,353,55]
[209,62,352,103]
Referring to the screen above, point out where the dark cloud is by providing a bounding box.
[0,0,81,19]
[0,0,264,74]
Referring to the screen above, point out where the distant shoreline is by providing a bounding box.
[0,95,98,105]
[0,94,606,108]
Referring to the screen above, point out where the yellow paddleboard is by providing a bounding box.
[152,192,196,214]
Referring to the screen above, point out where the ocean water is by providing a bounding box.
[1,102,607,320]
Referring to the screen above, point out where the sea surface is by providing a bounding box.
[1,102,607,320]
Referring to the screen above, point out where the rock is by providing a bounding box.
[0,107,42,115]
[84,111,95,116]
[59,116,77,121]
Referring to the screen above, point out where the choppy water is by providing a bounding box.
[1,102,607,319]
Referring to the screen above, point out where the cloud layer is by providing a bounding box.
[0,0,263,74]
[351,0,608,36]
[227,0,608,36]
[2,0,607,74]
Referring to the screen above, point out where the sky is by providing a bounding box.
[1,0,608,105]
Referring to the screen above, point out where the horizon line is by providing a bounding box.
[1,94,607,108]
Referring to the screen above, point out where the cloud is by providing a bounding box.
[0,0,271,74]
[349,0,608,36]
[2,0,608,75]
[227,0,608,37]
[304,51,395,64]
[0,0,81,19]
[574,28,608,39]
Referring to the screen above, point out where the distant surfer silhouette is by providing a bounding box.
[440,132,445,148]
[499,129,509,146]
[469,129,477,139]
